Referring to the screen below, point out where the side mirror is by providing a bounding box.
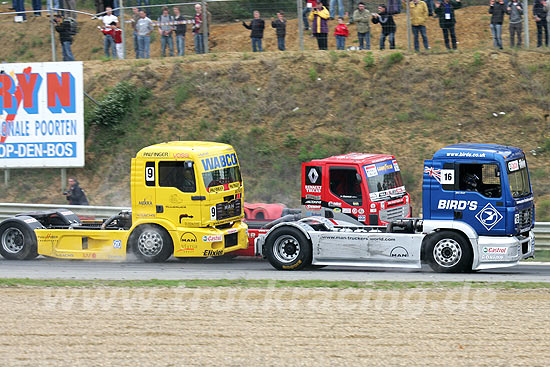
[356,173,362,183]
[185,161,194,169]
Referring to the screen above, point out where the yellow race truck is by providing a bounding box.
[0,141,248,262]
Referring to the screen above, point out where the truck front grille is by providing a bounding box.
[225,233,238,248]
[216,198,242,221]
[379,204,410,223]
[518,207,533,230]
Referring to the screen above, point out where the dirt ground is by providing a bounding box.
[0,286,549,366]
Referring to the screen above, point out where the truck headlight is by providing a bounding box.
[514,213,519,225]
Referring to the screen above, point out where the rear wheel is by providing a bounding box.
[265,227,311,270]
[0,221,38,260]
[129,225,173,263]
[425,231,472,273]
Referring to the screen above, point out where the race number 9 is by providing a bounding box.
[210,206,217,221]
[145,166,155,182]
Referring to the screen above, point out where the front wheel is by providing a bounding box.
[129,225,173,263]
[425,231,472,273]
[265,227,311,270]
[0,221,38,260]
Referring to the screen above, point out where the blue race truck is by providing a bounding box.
[256,144,535,272]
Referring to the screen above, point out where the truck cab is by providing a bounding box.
[301,153,411,225]
[423,143,535,258]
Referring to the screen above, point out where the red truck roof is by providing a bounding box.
[308,153,396,166]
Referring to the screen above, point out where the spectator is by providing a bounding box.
[130,7,141,58]
[32,0,41,16]
[309,0,330,50]
[193,4,211,54]
[534,0,548,47]
[353,2,371,50]
[173,7,187,56]
[489,0,506,49]
[330,0,345,19]
[507,0,523,47]
[112,22,124,59]
[14,0,26,22]
[64,0,76,19]
[303,0,316,30]
[64,178,89,205]
[243,10,265,52]
[434,0,462,50]
[54,15,75,61]
[272,11,287,51]
[405,0,429,51]
[158,7,175,57]
[334,17,349,49]
[544,1,550,44]
[372,4,396,50]
[100,24,117,59]
[136,9,153,58]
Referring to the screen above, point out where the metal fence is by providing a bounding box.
[1,203,549,249]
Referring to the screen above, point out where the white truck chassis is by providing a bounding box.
[255,217,535,272]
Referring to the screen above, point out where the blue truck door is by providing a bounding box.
[454,162,506,236]
[423,160,456,221]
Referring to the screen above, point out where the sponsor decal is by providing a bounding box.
[201,153,238,171]
[173,152,190,159]
[438,200,478,211]
[24,218,37,223]
[516,197,533,204]
[390,246,409,258]
[308,168,319,183]
[202,234,223,242]
[353,202,359,206]
[342,208,351,214]
[475,203,503,231]
[304,199,322,205]
[83,252,97,258]
[370,237,396,242]
[203,249,224,256]
[305,185,322,193]
[176,247,195,253]
[143,151,169,158]
[358,208,365,214]
[481,254,505,261]
[138,197,153,206]
[328,201,341,208]
[180,232,197,243]
[60,210,73,216]
[305,204,321,210]
[320,235,367,241]
[248,232,256,238]
[226,228,239,234]
[170,194,183,204]
[113,240,122,249]
[445,152,486,158]
[370,209,377,213]
[334,208,342,213]
[392,159,400,171]
[305,167,322,186]
[306,194,321,200]
[364,164,378,178]
[55,252,74,257]
[370,203,376,209]
[208,185,224,193]
[482,246,507,254]
[387,198,403,206]
[136,213,155,218]
[228,182,240,189]
[358,215,366,221]
[364,159,400,178]
[352,208,358,215]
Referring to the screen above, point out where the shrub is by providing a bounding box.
[308,67,318,82]
[384,52,404,67]
[363,53,375,69]
[90,82,143,127]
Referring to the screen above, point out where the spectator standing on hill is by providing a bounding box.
[54,15,75,61]
[64,178,89,205]
[489,0,506,49]
[309,0,330,50]
[330,0,345,19]
[404,0,429,51]
[112,22,124,59]
[99,7,118,58]
[243,11,265,52]
[158,7,175,57]
[544,1,550,43]
[136,9,153,58]
[173,7,187,56]
[434,0,461,50]
[193,4,211,54]
[372,4,396,50]
[534,0,549,47]
[130,7,141,58]
[303,0,316,30]
[272,11,287,51]
[353,2,371,50]
[334,17,349,49]
[507,0,523,47]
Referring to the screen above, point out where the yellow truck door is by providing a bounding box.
[132,158,157,219]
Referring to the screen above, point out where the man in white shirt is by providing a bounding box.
[100,7,118,58]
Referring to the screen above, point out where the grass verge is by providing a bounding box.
[0,278,550,289]
[526,250,550,262]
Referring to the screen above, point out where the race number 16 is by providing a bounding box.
[441,169,454,184]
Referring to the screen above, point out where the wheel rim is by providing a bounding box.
[273,234,300,264]
[433,238,462,268]
[1,228,25,254]
[137,230,163,257]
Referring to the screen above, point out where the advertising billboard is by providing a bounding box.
[0,61,84,168]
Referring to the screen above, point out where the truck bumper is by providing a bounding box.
[473,231,535,270]
[173,221,249,257]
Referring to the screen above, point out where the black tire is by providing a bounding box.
[265,226,312,270]
[0,221,38,260]
[425,231,473,273]
[129,224,173,263]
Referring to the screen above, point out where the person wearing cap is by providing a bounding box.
[309,0,330,50]
[54,15,75,61]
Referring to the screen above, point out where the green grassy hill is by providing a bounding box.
[1,50,550,220]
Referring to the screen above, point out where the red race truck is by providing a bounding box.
[237,152,411,256]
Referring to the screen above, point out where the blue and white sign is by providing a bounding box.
[0,61,84,168]
[475,203,503,231]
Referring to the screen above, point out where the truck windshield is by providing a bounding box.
[507,157,531,198]
[363,160,406,201]
[202,166,242,191]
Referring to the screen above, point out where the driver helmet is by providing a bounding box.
[463,173,479,190]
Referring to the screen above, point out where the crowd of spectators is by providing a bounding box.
[8,0,550,61]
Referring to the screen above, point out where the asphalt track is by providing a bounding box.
[1,256,550,282]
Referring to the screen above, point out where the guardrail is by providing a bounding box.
[0,203,549,250]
